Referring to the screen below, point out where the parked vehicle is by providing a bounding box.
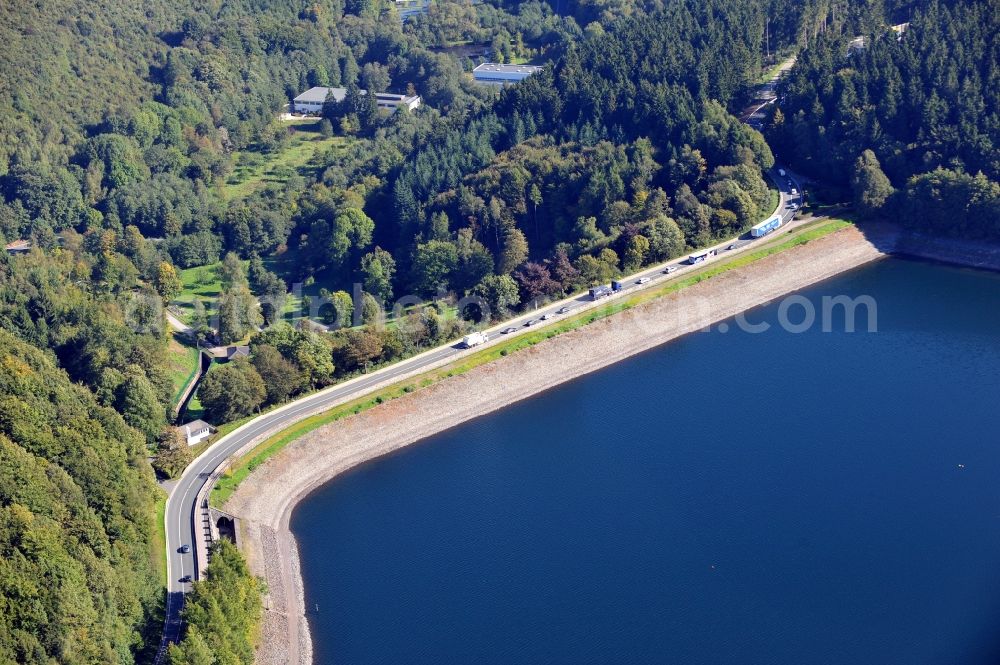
[589,285,612,300]
[461,332,488,348]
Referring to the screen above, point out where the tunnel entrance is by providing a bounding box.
[215,515,236,543]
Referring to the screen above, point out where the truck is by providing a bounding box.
[589,285,612,300]
[751,216,782,238]
[461,331,489,348]
[611,280,624,292]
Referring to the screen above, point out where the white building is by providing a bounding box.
[372,92,422,112]
[472,63,543,86]
[182,419,216,446]
[292,87,421,115]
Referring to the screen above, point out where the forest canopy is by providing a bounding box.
[768,0,1000,237]
[0,0,993,660]
[0,329,159,664]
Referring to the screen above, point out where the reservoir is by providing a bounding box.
[291,258,1000,664]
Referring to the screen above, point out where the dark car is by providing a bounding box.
[557,306,570,314]
[179,575,192,583]
[502,327,517,334]
[179,544,191,554]
[524,319,538,327]
[727,243,736,250]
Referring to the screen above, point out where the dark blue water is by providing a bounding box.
[292,258,1000,665]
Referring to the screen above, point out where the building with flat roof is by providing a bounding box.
[472,63,543,85]
[292,86,421,115]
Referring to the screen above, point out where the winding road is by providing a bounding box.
[155,165,804,661]
[155,61,802,661]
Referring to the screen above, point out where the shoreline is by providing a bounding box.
[891,229,1000,272]
[224,223,893,665]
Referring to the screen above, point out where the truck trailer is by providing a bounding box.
[589,285,612,300]
[751,216,782,238]
[461,331,489,348]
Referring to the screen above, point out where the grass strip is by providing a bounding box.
[211,218,851,506]
[151,489,167,587]
[169,342,201,408]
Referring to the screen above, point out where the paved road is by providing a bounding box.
[154,164,804,660]
[165,309,193,336]
[741,55,796,123]
[156,54,807,655]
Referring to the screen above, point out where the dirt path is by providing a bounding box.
[225,224,888,665]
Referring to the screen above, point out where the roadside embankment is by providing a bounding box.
[224,224,887,665]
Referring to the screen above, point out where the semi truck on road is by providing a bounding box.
[589,285,612,300]
[751,216,782,238]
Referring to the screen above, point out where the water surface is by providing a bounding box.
[293,258,1000,664]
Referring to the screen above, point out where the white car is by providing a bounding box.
[663,266,678,274]
[540,314,552,321]
[636,277,651,285]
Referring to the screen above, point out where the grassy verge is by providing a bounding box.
[167,336,200,408]
[210,217,851,507]
[211,381,423,506]
[151,489,167,587]
[184,386,205,422]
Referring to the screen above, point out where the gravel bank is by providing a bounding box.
[225,224,887,665]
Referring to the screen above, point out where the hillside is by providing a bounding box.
[0,0,979,659]
[0,1,177,168]
[0,328,160,664]
[768,0,1000,237]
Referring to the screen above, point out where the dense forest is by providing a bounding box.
[0,329,160,664]
[1,0,987,660]
[769,0,1000,237]
[167,540,262,665]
